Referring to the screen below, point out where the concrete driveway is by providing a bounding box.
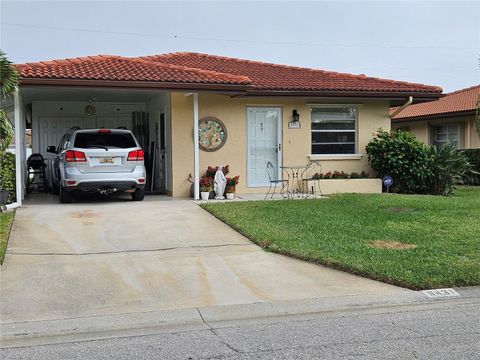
[1,195,408,325]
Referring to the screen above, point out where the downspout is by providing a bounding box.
[390,96,413,119]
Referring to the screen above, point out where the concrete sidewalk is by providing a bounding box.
[1,194,408,334]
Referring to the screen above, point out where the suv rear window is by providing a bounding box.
[74,132,137,149]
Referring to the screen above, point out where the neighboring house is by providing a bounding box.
[391,85,480,149]
[9,52,442,203]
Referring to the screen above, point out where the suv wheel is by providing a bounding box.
[131,188,145,201]
[59,186,73,203]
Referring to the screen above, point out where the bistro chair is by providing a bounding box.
[265,161,289,200]
[302,160,323,198]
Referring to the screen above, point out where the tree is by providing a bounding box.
[0,50,19,152]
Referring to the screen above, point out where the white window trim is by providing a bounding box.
[308,153,363,161]
[310,106,358,156]
[431,123,460,148]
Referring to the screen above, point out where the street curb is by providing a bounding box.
[1,288,477,348]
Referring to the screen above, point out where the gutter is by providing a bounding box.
[390,96,413,119]
[19,79,443,101]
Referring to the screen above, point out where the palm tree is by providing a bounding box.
[0,50,19,152]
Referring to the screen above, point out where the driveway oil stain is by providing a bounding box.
[196,258,215,306]
[70,210,97,219]
[224,257,271,300]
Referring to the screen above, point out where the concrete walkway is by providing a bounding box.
[1,194,409,326]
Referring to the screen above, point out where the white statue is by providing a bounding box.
[214,165,227,200]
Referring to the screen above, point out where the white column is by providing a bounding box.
[13,90,23,205]
[193,93,200,200]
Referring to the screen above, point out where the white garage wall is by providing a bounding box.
[32,101,146,154]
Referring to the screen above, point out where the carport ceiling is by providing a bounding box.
[21,86,167,103]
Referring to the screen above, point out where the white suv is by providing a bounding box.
[48,129,146,203]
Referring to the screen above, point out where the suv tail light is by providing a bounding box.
[97,129,111,133]
[65,150,87,162]
[127,149,144,161]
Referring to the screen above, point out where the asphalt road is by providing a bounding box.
[2,298,479,360]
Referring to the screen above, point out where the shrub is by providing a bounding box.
[366,129,431,193]
[462,149,480,185]
[425,145,474,195]
[0,152,16,203]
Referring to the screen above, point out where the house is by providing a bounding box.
[391,84,480,149]
[9,52,443,204]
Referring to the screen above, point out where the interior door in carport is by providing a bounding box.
[247,107,281,187]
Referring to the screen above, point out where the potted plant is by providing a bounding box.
[199,176,213,200]
[225,175,239,199]
[0,51,18,205]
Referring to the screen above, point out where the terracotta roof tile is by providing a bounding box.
[140,52,442,93]
[392,84,480,121]
[16,52,443,94]
[16,56,252,85]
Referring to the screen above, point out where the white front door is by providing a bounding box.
[247,107,282,187]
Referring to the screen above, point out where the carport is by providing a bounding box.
[11,86,173,201]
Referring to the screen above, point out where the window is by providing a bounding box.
[311,107,357,154]
[74,133,137,149]
[432,124,459,149]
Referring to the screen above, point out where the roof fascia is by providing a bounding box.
[392,110,476,123]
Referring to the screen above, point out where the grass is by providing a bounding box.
[202,187,480,290]
[0,211,15,265]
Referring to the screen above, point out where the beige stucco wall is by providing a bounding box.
[170,92,390,197]
[392,114,479,149]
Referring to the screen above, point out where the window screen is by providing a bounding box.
[311,107,357,154]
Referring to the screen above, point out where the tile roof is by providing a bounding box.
[392,84,480,121]
[141,52,442,94]
[16,55,252,85]
[16,52,442,95]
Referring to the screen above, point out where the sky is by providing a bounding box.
[1,0,479,93]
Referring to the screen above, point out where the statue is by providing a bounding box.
[214,165,227,199]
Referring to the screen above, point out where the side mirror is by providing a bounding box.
[46,146,56,153]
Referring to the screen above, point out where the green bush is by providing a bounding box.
[366,130,472,195]
[365,129,431,193]
[425,145,473,195]
[462,149,480,185]
[0,152,16,203]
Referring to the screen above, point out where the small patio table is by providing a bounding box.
[280,165,311,199]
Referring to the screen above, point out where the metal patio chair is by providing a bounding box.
[265,161,289,200]
[302,160,323,198]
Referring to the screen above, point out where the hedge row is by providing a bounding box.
[0,152,16,203]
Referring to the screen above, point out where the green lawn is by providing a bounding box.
[0,211,14,265]
[202,187,480,290]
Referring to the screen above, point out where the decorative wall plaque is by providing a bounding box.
[198,117,227,152]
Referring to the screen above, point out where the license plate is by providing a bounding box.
[99,157,114,164]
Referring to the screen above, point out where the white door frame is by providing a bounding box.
[246,106,283,187]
